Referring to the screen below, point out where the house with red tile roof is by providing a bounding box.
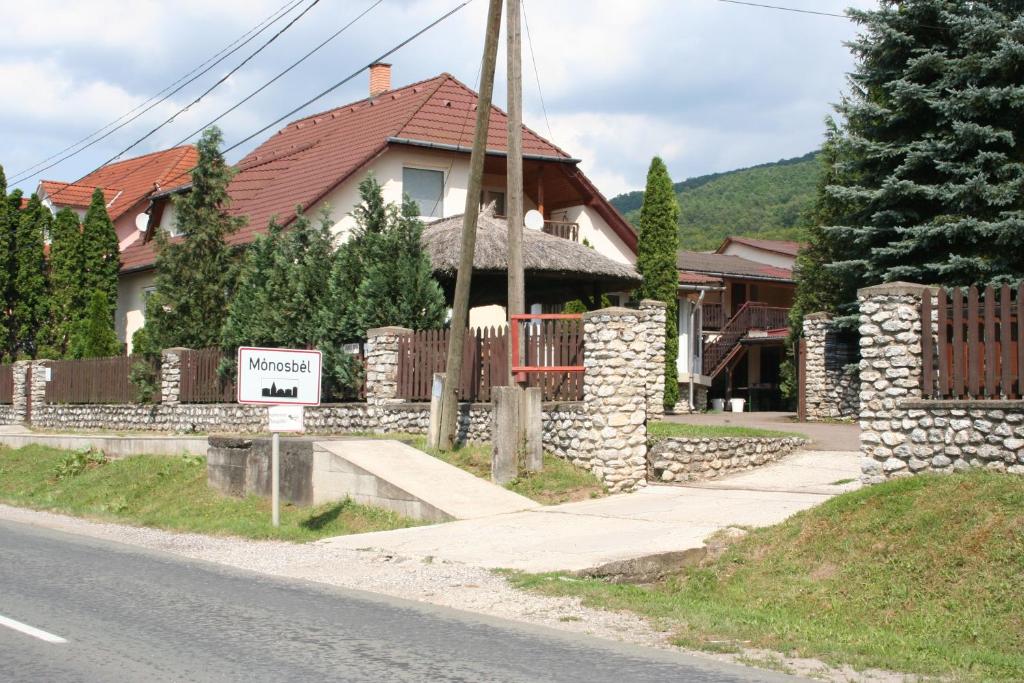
[116,64,637,348]
[675,236,804,412]
[37,145,198,344]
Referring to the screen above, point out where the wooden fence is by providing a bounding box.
[397,322,584,402]
[45,356,152,404]
[179,348,235,403]
[922,284,1024,399]
[0,363,13,404]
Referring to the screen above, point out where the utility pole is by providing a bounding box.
[506,0,525,386]
[438,0,503,451]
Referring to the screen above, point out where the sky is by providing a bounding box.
[0,0,878,198]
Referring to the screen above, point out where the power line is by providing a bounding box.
[223,0,475,156]
[9,0,302,182]
[521,0,553,140]
[10,0,308,186]
[43,0,321,206]
[715,0,849,20]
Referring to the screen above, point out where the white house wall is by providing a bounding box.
[117,269,156,352]
[549,205,635,266]
[719,242,794,270]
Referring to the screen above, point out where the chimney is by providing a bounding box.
[369,63,391,97]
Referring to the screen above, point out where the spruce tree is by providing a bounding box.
[820,0,1024,295]
[12,195,50,358]
[635,157,681,409]
[45,208,85,356]
[148,126,245,348]
[80,188,120,316]
[69,291,121,358]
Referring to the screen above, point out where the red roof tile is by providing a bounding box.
[42,145,198,221]
[678,271,723,286]
[677,251,794,282]
[717,236,803,257]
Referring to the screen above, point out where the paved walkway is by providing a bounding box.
[663,411,860,451]
[320,449,861,573]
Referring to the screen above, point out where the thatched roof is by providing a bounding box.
[421,206,642,306]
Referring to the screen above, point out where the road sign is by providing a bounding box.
[236,347,322,406]
[268,405,304,433]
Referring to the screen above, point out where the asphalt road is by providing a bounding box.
[0,521,799,682]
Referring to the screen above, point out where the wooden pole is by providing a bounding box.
[506,0,525,386]
[438,0,503,451]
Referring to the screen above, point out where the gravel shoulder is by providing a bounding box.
[0,503,905,682]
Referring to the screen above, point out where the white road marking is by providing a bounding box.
[0,614,67,644]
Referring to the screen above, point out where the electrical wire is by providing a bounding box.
[715,0,848,20]
[10,0,306,186]
[521,0,553,141]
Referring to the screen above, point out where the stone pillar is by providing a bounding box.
[581,307,649,493]
[639,299,667,420]
[161,348,189,405]
[802,312,859,421]
[857,282,928,483]
[365,327,412,406]
[28,360,49,424]
[11,360,31,423]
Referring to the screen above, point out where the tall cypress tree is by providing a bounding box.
[635,157,681,409]
[69,291,121,359]
[148,126,245,348]
[0,166,12,359]
[820,0,1024,295]
[80,188,120,316]
[45,207,85,356]
[13,195,50,358]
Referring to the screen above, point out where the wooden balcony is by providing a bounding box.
[542,220,579,242]
[702,303,724,330]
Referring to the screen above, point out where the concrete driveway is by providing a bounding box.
[662,411,860,452]
[320,449,861,573]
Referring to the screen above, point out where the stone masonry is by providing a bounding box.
[648,434,806,483]
[365,326,411,405]
[639,299,667,420]
[161,348,187,405]
[803,313,859,421]
[580,307,650,493]
[858,281,1024,482]
[10,361,31,423]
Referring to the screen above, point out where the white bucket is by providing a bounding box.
[711,398,725,412]
[730,398,746,413]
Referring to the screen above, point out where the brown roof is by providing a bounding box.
[40,145,197,221]
[717,236,803,257]
[121,72,633,272]
[676,251,794,283]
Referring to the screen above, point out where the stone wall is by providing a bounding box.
[365,326,410,405]
[857,281,1024,483]
[803,313,859,421]
[648,435,807,483]
[639,300,667,420]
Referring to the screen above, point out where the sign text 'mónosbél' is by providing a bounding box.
[236,347,322,406]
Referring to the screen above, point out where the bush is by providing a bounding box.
[53,448,108,481]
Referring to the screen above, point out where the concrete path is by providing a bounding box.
[663,411,860,451]
[320,449,861,573]
[0,426,208,457]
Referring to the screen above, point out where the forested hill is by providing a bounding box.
[610,151,821,251]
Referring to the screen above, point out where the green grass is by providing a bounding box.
[506,472,1024,680]
[0,445,421,542]
[647,421,801,440]
[379,433,606,505]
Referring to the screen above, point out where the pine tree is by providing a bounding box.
[635,157,681,409]
[148,126,245,348]
[12,195,50,358]
[45,208,85,356]
[79,188,120,316]
[69,291,121,358]
[820,1,1024,295]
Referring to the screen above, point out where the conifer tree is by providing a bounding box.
[635,157,681,409]
[44,208,85,356]
[79,188,120,316]
[0,167,12,358]
[69,291,121,358]
[819,0,1024,296]
[13,195,50,358]
[148,126,245,348]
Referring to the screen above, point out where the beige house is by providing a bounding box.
[111,64,636,348]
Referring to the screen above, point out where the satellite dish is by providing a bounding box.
[524,209,544,231]
[135,212,150,232]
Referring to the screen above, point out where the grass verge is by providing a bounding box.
[0,445,421,542]
[379,433,605,505]
[505,472,1024,681]
[648,421,801,440]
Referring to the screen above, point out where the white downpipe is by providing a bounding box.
[689,291,706,411]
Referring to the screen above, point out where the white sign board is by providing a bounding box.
[236,347,322,406]
[268,404,305,433]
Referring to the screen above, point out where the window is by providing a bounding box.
[403,167,444,218]
[481,189,505,215]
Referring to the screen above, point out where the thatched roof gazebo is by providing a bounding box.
[421,207,642,308]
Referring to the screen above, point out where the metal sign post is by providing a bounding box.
[237,348,321,528]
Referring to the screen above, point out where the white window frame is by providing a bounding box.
[402,165,446,220]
